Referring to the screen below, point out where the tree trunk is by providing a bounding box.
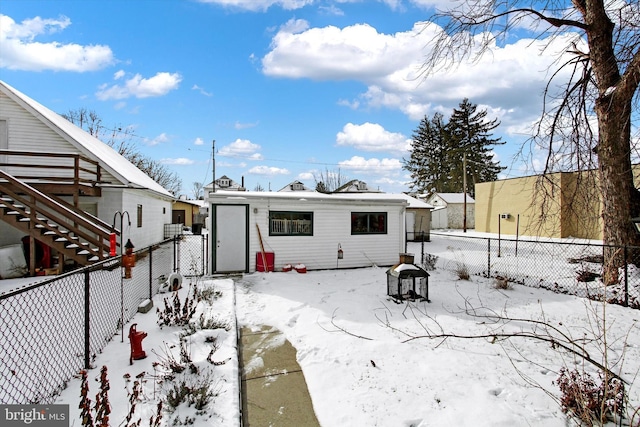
[585,0,639,283]
[596,97,636,284]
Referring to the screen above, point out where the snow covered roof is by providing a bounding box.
[204,176,245,191]
[431,192,475,204]
[0,80,173,198]
[208,190,410,205]
[278,180,315,192]
[397,193,434,209]
[386,263,430,278]
[333,179,381,193]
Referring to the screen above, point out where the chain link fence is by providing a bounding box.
[0,234,208,404]
[177,234,208,277]
[411,232,640,309]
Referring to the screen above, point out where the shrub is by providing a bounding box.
[422,254,438,271]
[157,286,200,328]
[555,367,625,426]
[455,262,470,280]
[493,276,512,290]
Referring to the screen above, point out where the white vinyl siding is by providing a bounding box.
[211,194,405,272]
[0,92,119,184]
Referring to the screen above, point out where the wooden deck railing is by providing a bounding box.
[0,149,102,202]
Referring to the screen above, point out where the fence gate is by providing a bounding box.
[178,234,208,276]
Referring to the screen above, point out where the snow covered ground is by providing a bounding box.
[46,235,640,426]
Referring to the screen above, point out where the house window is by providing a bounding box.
[351,212,387,234]
[269,211,313,236]
[137,204,143,228]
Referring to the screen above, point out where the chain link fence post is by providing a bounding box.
[84,270,90,369]
[148,247,153,300]
[487,238,491,277]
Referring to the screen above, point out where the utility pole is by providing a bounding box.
[463,152,467,233]
[211,139,216,193]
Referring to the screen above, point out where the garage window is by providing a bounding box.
[351,212,387,234]
[269,211,313,236]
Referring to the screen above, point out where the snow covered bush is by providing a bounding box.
[555,367,625,426]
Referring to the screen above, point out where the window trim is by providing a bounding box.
[269,211,314,236]
[351,211,387,235]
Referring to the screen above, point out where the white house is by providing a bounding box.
[204,175,246,192]
[207,191,409,273]
[0,80,174,273]
[424,192,475,230]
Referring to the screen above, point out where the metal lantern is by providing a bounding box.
[386,261,430,303]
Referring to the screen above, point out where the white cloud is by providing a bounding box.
[195,0,314,11]
[262,19,585,140]
[160,157,196,165]
[318,4,344,16]
[145,133,170,147]
[0,14,114,72]
[194,137,205,146]
[96,72,182,100]
[218,139,263,159]
[234,121,259,130]
[337,98,360,109]
[248,165,290,176]
[298,172,315,180]
[336,122,410,152]
[338,156,403,175]
[263,20,416,80]
[192,84,213,96]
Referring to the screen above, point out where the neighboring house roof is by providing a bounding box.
[429,192,475,204]
[204,175,245,191]
[173,198,203,207]
[0,80,173,199]
[334,179,381,193]
[397,193,434,209]
[278,180,315,192]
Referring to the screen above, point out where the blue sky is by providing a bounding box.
[0,0,576,197]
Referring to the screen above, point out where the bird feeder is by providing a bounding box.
[122,239,136,279]
[386,256,430,303]
[109,233,117,257]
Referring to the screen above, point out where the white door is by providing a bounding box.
[214,204,248,272]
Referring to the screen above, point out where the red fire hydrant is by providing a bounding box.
[128,323,147,365]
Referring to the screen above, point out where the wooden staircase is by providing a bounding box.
[0,170,118,274]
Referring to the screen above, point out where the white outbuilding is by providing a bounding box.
[207,191,410,273]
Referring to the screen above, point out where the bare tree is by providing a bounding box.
[192,182,204,200]
[62,108,182,196]
[421,0,640,282]
[313,168,348,193]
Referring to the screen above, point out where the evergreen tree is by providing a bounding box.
[403,99,505,197]
[446,99,505,197]
[403,113,448,194]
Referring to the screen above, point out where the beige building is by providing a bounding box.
[475,167,640,239]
